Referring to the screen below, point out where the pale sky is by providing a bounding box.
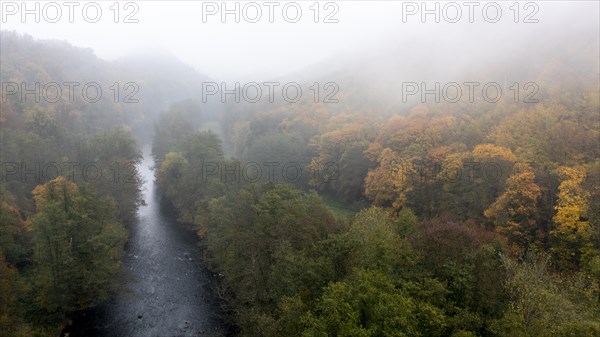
[1,1,598,81]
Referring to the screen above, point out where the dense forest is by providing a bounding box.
[150,50,600,336]
[0,31,142,335]
[1,16,599,337]
[0,31,220,335]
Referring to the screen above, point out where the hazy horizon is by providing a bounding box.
[3,1,598,81]
[1,2,599,337]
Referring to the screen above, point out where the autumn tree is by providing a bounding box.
[364,147,414,211]
[484,164,542,250]
[309,124,374,202]
[551,166,593,269]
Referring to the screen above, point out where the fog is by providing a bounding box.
[2,2,600,337]
[3,1,598,81]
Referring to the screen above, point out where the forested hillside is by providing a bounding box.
[0,31,215,335]
[150,28,600,337]
[1,15,599,337]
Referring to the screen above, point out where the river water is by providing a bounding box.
[66,153,227,337]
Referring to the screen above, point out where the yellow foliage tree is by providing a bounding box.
[364,148,414,211]
[471,144,517,163]
[551,166,592,269]
[484,164,541,250]
[31,176,78,211]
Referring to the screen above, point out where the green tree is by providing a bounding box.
[346,207,415,278]
[0,251,31,337]
[305,269,446,337]
[30,177,127,323]
[492,251,600,337]
[0,195,30,266]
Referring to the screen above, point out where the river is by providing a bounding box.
[66,153,228,337]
